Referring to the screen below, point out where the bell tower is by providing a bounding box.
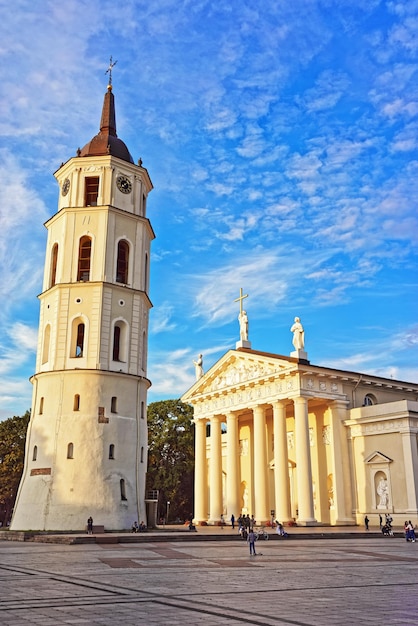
[11,77,154,530]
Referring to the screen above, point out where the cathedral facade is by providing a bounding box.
[182,343,418,527]
[11,80,154,531]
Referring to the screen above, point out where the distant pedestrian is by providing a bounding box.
[220,514,224,529]
[247,529,257,555]
[276,522,288,537]
[230,514,235,530]
[365,515,369,530]
[87,516,93,535]
[379,514,382,529]
[407,520,416,542]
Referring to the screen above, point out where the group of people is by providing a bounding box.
[365,512,393,532]
[131,521,147,533]
[404,520,416,542]
[380,513,394,536]
[237,514,256,538]
[365,513,417,541]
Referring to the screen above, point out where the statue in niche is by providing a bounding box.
[291,316,305,350]
[193,354,204,380]
[238,309,249,341]
[243,487,249,511]
[377,476,389,508]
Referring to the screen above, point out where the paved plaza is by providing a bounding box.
[1,532,417,625]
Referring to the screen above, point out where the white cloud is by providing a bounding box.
[8,323,38,352]
[300,70,350,113]
[148,342,233,400]
[191,251,292,325]
[150,304,177,333]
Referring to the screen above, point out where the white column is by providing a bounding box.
[208,415,223,524]
[226,412,240,520]
[253,405,269,523]
[294,396,316,524]
[329,400,354,524]
[194,418,208,524]
[273,401,292,523]
[401,431,418,514]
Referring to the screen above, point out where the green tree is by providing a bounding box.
[0,411,30,526]
[146,399,194,522]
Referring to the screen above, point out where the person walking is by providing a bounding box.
[247,528,257,555]
[230,514,235,530]
[364,515,369,530]
[220,514,224,529]
[87,516,93,535]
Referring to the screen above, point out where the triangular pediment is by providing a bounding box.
[182,348,295,401]
[364,451,393,464]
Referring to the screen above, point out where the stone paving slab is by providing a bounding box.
[0,536,417,625]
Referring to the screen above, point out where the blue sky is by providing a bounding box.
[1,0,417,420]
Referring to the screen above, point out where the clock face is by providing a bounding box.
[116,175,132,194]
[62,178,70,196]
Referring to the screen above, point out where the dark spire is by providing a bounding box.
[99,86,117,137]
[79,84,134,164]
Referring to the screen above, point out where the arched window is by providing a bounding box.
[112,321,127,362]
[42,324,51,365]
[116,240,129,284]
[73,394,80,411]
[111,397,117,413]
[39,397,44,415]
[71,317,87,359]
[113,325,121,361]
[50,243,58,287]
[109,444,115,460]
[364,394,376,406]
[140,446,144,463]
[67,443,74,459]
[120,479,127,501]
[77,236,92,281]
[76,323,85,357]
[141,401,145,419]
[32,445,37,461]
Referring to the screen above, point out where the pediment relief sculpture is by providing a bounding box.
[208,359,285,392]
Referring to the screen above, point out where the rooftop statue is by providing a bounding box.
[238,310,249,341]
[291,316,305,351]
[193,354,204,380]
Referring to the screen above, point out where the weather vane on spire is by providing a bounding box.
[105,56,118,89]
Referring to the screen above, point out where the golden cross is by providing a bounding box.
[105,56,118,87]
[234,287,248,315]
